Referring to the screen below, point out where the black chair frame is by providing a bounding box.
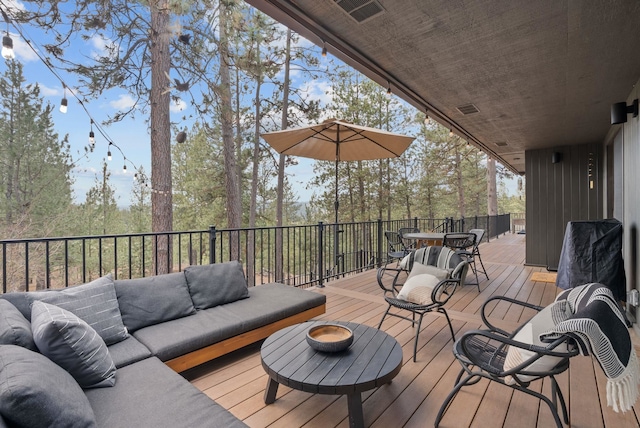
[435,295,579,427]
[443,232,480,291]
[377,247,468,362]
[384,230,406,265]
[469,228,489,281]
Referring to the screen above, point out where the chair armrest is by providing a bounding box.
[458,329,578,376]
[377,266,405,296]
[480,295,544,336]
[432,278,461,305]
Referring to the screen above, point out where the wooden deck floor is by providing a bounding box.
[184,233,640,427]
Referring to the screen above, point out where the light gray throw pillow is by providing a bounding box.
[37,274,129,345]
[0,344,98,427]
[31,301,116,388]
[184,262,249,309]
[0,300,36,350]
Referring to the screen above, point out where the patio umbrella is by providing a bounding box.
[261,119,415,224]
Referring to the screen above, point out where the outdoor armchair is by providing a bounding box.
[398,226,420,252]
[435,295,580,427]
[443,232,480,290]
[384,230,407,265]
[377,246,468,362]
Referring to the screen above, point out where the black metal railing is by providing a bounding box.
[0,214,511,293]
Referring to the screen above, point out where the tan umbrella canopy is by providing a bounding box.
[262,119,415,223]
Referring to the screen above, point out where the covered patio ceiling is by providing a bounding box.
[245,0,640,174]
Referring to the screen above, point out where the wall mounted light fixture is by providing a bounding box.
[610,99,638,124]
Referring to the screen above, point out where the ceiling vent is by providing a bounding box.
[495,141,508,147]
[334,0,385,23]
[456,103,479,115]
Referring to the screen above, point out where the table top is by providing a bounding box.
[403,232,445,240]
[261,321,402,395]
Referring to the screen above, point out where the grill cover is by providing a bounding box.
[555,219,626,301]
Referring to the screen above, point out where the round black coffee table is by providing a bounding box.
[260,321,402,428]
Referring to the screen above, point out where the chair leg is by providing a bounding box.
[476,254,489,280]
[413,313,425,362]
[378,306,392,329]
[512,383,566,428]
[435,373,478,426]
[551,376,570,425]
[439,308,456,342]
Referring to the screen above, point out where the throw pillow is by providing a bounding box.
[114,272,196,332]
[31,301,116,388]
[503,301,572,384]
[36,274,129,345]
[184,261,249,309]
[397,273,441,305]
[0,344,98,428]
[0,300,36,350]
[406,262,450,282]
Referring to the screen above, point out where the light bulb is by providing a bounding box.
[123,164,127,173]
[386,85,391,98]
[89,131,95,146]
[2,35,14,60]
[321,42,327,57]
[449,129,453,137]
[107,143,112,161]
[59,98,68,114]
[424,114,430,124]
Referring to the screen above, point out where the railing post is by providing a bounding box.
[413,216,419,230]
[317,222,324,288]
[461,216,465,232]
[209,225,216,265]
[377,218,383,268]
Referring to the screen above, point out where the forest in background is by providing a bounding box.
[0,1,525,242]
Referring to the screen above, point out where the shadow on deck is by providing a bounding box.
[184,233,640,427]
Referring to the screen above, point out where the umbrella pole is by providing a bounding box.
[334,140,340,277]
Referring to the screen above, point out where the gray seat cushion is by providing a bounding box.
[114,272,196,333]
[184,262,249,309]
[133,283,325,361]
[0,345,98,427]
[0,300,36,350]
[107,336,152,368]
[84,357,247,428]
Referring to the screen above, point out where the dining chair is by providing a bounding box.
[384,230,406,265]
[469,228,489,281]
[398,227,420,252]
[443,232,480,290]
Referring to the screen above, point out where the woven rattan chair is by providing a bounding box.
[377,246,468,362]
[435,295,579,427]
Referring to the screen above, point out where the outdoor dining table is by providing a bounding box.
[403,232,445,247]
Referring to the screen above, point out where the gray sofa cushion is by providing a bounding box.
[133,283,325,362]
[0,275,129,345]
[84,356,247,428]
[107,336,152,368]
[31,301,116,388]
[0,300,36,350]
[0,345,98,427]
[184,261,249,309]
[114,272,196,332]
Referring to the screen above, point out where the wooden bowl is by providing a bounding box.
[306,324,354,352]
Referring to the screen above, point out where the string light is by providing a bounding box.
[321,41,327,57]
[449,128,453,137]
[107,142,112,161]
[424,109,430,124]
[89,120,95,148]
[122,164,127,173]
[1,10,13,60]
[386,82,391,98]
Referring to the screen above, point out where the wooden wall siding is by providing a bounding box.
[525,143,604,268]
[622,81,640,329]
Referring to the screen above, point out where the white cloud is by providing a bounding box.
[10,33,38,62]
[89,34,117,60]
[38,83,60,97]
[170,98,187,113]
[109,94,136,110]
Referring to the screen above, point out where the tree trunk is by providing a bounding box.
[487,157,498,215]
[275,29,292,282]
[248,29,262,286]
[219,1,241,260]
[149,0,173,274]
[455,145,465,218]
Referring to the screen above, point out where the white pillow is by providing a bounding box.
[407,262,450,281]
[397,273,441,305]
[503,301,572,384]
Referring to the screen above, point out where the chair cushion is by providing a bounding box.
[397,273,441,305]
[503,302,572,384]
[0,345,98,428]
[184,261,249,310]
[114,272,196,333]
[31,301,116,388]
[0,300,36,350]
[37,274,129,345]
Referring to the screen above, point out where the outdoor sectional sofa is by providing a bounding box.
[0,261,326,427]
